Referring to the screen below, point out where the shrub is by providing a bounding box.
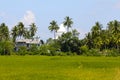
[88,49,101,56]
[66,52,77,56]
[18,46,27,55]
[104,49,120,57]
[80,45,89,55]
[29,45,39,55]
[57,52,67,56]
[82,48,101,56]
[39,45,50,56]
[0,41,13,55]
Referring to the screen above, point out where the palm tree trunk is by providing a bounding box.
[67,27,69,32]
[54,31,56,39]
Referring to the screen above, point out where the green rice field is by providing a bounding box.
[0,56,120,80]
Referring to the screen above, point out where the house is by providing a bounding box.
[55,24,67,39]
[15,38,41,50]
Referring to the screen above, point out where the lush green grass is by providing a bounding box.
[0,56,120,80]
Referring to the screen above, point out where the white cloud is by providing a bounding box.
[21,11,35,26]
[58,24,67,32]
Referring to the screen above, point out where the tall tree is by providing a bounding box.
[29,23,37,38]
[11,26,18,42]
[23,28,31,39]
[108,20,120,49]
[72,29,80,37]
[63,16,73,32]
[58,32,81,54]
[48,20,59,39]
[17,22,25,39]
[91,22,102,38]
[107,21,113,34]
[100,30,110,49]
[112,20,120,35]
[90,22,103,49]
[85,32,93,49]
[0,23,9,41]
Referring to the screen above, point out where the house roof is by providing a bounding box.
[16,39,40,44]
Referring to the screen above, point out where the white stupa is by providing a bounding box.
[55,24,67,39]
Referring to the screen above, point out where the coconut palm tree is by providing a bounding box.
[29,23,37,38]
[72,29,80,37]
[23,28,31,39]
[17,22,25,39]
[91,22,102,38]
[108,20,120,49]
[107,21,114,33]
[48,20,59,39]
[112,20,120,35]
[90,22,103,49]
[63,16,73,32]
[100,30,110,49]
[11,26,19,42]
[85,32,93,49]
[0,23,9,41]
[94,36,103,49]
[107,21,115,49]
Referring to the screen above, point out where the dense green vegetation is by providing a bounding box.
[0,56,119,80]
[0,16,120,56]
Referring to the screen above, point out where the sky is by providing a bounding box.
[0,0,120,40]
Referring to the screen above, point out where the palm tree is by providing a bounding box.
[94,36,103,49]
[72,29,80,37]
[29,23,37,38]
[112,20,120,35]
[107,21,115,49]
[48,20,59,39]
[0,23,9,41]
[100,30,110,49]
[90,22,103,49]
[107,21,113,33]
[108,20,120,49]
[116,33,120,51]
[11,26,18,42]
[85,32,93,49]
[91,22,102,38]
[63,16,73,32]
[17,22,25,39]
[23,28,31,39]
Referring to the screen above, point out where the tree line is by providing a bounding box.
[0,22,37,55]
[0,16,120,56]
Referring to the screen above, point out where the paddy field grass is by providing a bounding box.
[0,56,120,80]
